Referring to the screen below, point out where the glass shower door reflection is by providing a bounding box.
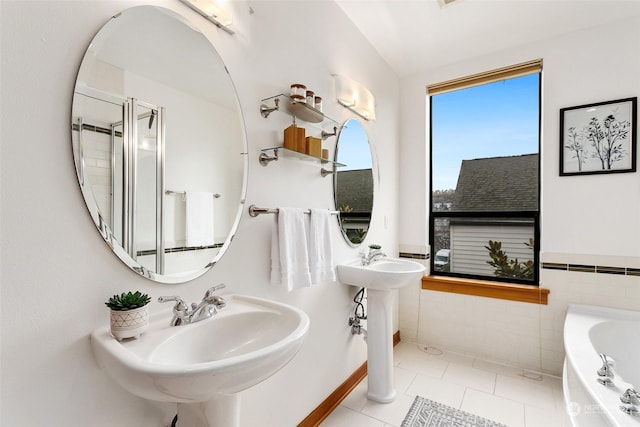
[135,106,160,273]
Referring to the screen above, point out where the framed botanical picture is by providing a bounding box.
[560,97,637,176]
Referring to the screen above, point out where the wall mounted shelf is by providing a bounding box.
[259,92,344,177]
[259,147,345,177]
[260,94,339,126]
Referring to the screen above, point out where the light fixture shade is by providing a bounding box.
[180,0,233,29]
[333,74,376,121]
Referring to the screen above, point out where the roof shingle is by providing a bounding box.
[453,154,538,211]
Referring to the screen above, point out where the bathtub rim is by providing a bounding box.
[564,303,640,427]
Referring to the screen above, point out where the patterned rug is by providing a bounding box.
[401,396,508,427]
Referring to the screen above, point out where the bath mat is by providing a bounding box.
[401,396,508,427]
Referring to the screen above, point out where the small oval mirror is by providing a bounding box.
[71,6,247,283]
[334,119,374,246]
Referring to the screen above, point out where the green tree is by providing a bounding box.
[485,239,534,280]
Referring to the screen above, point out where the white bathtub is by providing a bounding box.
[563,304,640,427]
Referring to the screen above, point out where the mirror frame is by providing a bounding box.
[71,6,248,283]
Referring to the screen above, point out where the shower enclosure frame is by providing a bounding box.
[120,98,166,274]
[74,88,167,275]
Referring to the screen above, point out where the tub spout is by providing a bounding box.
[597,353,614,379]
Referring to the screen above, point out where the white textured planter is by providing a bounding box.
[110,306,149,341]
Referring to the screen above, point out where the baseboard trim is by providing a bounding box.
[297,360,368,427]
[297,331,401,427]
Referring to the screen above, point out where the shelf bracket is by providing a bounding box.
[260,98,280,118]
[320,167,336,178]
[259,148,279,166]
[321,126,338,140]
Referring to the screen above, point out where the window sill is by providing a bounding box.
[422,275,549,305]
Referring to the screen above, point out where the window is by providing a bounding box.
[428,60,541,285]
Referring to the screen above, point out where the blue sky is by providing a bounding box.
[336,118,372,171]
[431,73,540,190]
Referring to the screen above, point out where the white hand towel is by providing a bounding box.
[309,209,336,284]
[270,214,281,285]
[271,207,312,291]
[185,191,214,247]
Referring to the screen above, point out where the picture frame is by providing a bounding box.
[560,97,637,176]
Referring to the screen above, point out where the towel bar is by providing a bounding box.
[166,190,221,198]
[248,205,340,217]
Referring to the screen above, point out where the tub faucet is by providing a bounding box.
[361,244,386,265]
[621,389,640,405]
[597,353,614,379]
[619,405,640,417]
[158,283,227,326]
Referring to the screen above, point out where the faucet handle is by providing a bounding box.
[621,388,640,404]
[158,296,188,313]
[597,353,615,378]
[204,283,226,298]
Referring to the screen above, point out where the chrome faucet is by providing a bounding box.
[597,353,614,378]
[158,284,227,326]
[621,389,640,405]
[190,285,227,323]
[596,353,615,386]
[360,244,386,265]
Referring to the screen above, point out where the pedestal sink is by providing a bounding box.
[337,257,425,403]
[90,294,310,427]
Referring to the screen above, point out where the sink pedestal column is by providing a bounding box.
[365,288,396,403]
[177,394,240,427]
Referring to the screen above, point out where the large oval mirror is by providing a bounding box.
[71,6,247,283]
[334,119,374,246]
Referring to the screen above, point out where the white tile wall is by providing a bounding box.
[83,133,113,224]
[399,253,640,376]
[398,244,428,256]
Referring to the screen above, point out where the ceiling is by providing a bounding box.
[335,0,640,77]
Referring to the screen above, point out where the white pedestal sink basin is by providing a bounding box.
[337,257,426,290]
[337,257,425,403]
[90,294,310,427]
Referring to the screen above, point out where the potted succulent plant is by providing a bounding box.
[105,291,152,341]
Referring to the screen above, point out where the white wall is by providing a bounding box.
[0,1,399,426]
[398,14,640,375]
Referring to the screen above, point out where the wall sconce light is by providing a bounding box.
[333,74,376,121]
[180,0,234,35]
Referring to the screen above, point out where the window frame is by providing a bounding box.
[429,211,540,285]
[428,61,542,286]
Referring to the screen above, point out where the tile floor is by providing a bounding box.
[320,342,571,427]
